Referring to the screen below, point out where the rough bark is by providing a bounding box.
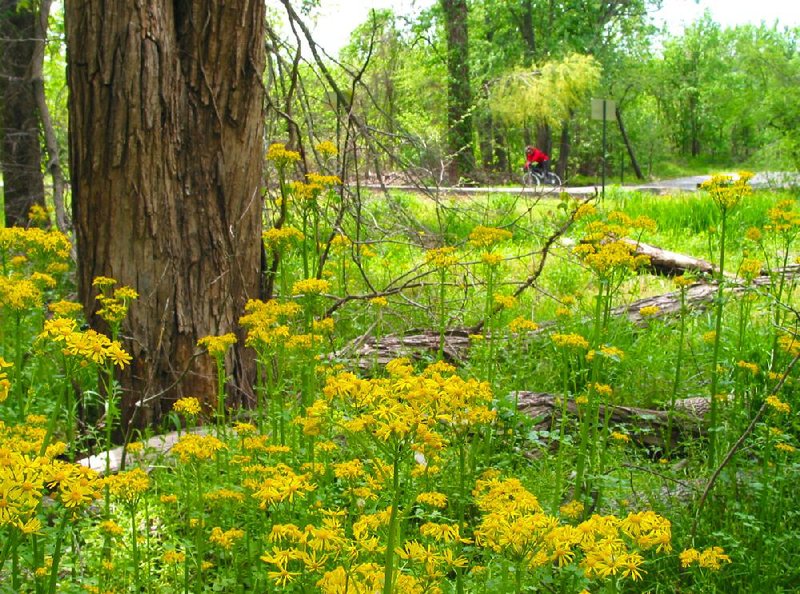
[0,0,46,227]
[440,0,474,183]
[66,0,265,429]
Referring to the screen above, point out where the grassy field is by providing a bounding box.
[1,171,798,593]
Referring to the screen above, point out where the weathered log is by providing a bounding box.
[625,238,715,277]
[514,391,709,448]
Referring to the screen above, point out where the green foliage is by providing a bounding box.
[489,53,602,128]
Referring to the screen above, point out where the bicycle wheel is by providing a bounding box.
[522,170,540,190]
[544,171,562,187]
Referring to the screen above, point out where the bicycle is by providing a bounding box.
[522,167,562,189]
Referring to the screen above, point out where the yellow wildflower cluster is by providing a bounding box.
[0,357,11,403]
[198,333,237,358]
[49,300,84,318]
[28,204,51,226]
[209,526,245,550]
[508,316,539,333]
[679,546,731,569]
[105,467,150,507]
[240,299,301,350]
[473,476,670,581]
[639,305,660,317]
[0,226,71,262]
[315,140,338,157]
[95,282,138,326]
[245,463,316,509]
[263,226,305,251]
[266,143,301,167]
[0,424,101,532]
[369,296,388,308]
[700,172,752,211]
[572,213,652,278]
[291,278,331,296]
[739,257,763,283]
[765,199,800,234]
[551,332,590,350]
[468,226,512,249]
[324,360,496,456]
[0,277,43,311]
[329,234,352,252]
[493,293,517,309]
[425,246,459,268]
[306,173,342,188]
[39,317,132,368]
[171,433,226,462]
[765,395,791,414]
[481,252,504,266]
[778,333,800,356]
[736,360,759,376]
[173,396,202,416]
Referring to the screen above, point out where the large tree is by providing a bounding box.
[440,0,475,182]
[0,0,46,227]
[66,1,266,428]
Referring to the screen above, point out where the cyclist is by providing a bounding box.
[523,145,550,174]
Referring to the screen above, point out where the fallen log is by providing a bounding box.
[514,391,709,448]
[625,238,715,277]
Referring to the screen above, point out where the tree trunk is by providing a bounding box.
[615,106,644,180]
[66,0,265,430]
[0,0,46,227]
[519,0,536,65]
[557,120,569,180]
[440,0,474,183]
[31,0,69,236]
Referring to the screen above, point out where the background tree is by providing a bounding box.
[0,0,46,227]
[440,0,475,182]
[66,0,266,428]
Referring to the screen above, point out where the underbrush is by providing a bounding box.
[1,166,799,592]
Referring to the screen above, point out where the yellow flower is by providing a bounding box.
[639,305,660,317]
[370,296,388,307]
[315,140,338,157]
[173,397,202,417]
[209,526,245,550]
[197,333,237,358]
[468,225,512,248]
[416,491,448,508]
[551,333,589,350]
[559,500,585,519]
[493,293,517,309]
[508,317,539,333]
[291,278,330,296]
[481,252,504,266]
[765,395,791,414]
[106,468,150,506]
[266,143,301,167]
[698,546,732,570]
[425,246,459,268]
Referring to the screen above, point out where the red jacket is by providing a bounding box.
[525,148,549,168]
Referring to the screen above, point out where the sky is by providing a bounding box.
[305,0,800,54]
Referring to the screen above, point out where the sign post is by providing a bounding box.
[591,98,615,200]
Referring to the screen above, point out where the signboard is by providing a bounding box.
[591,98,616,121]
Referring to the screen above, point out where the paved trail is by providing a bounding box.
[370,172,796,198]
